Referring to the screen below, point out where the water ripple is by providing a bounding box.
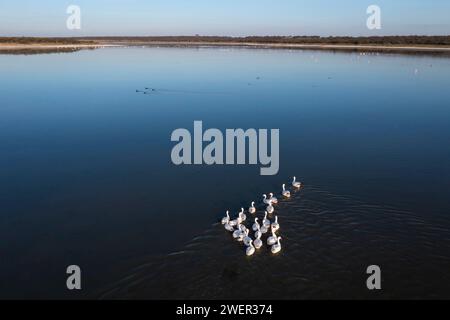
[98,185,450,299]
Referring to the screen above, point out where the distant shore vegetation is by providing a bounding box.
[1,35,450,46]
[0,37,94,44]
[89,35,450,46]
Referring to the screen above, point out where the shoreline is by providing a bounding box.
[1,41,450,55]
[112,41,450,53]
[0,43,118,50]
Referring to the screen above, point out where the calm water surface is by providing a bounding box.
[1,47,450,299]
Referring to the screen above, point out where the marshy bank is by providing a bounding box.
[2,36,450,56]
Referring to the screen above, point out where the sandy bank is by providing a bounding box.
[1,41,450,55]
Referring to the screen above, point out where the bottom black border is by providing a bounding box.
[1,300,448,318]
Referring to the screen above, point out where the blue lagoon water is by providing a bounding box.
[1,47,450,298]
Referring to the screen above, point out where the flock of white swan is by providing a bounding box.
[221,176,302,256]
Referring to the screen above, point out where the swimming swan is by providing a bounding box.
[262,211,271,228]
[266,200,275,214]
[239,207,247,222]
[236,228,245,242]
[271,237,282,254]
[252,218,260,232]
[267,230,277,246]
[254,233,263,249]
[243,229,252,246]
[271,216,280,232]
[292,176,302,188]
[255,225,262,239]
[221,211,230,225]
[233,224,244,239]
[224,222,234,232]
[262,194,271,205]
[229,217,240,227]
[269,193,278,204]
[282,184,291,198]
[229,209,244,226]
[249,202,256,214]
[260,225,268,234]
[246,240,256,256]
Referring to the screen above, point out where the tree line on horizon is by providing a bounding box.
[0,37,92,44]
[1,36,450,46]
[81,35,450,46]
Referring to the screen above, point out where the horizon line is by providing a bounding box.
[2,34,450,38]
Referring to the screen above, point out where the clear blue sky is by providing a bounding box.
[0,0,449,36]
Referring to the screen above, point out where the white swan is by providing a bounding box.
[233,224,244,239]
[239,207,247,222]
[224,222,234,232]
[229,217,240,227]
[271,216,280,232]
[221,211,230,225]
[255,225,262,239]
[252,218,260,232]
[254,233,263,249]
[236,230,245,242]
[260,225,268,234]
[246,240,255,256]
[229,209,244,226]
[229,210,241,226]
[249,202,256,214]
[292,176,302,188]
[262,194,270,205]
[267,230,277,246]
[266,200,275,214]
[282,184,291,198]
[269,193,278,204]
[271,237,282,254]
[262,211,271,228]
[243,229,252,246]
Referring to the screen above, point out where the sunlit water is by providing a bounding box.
[1,47,450,299]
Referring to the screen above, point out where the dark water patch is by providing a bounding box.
[99,185,450,299]
[1,47,450,298]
